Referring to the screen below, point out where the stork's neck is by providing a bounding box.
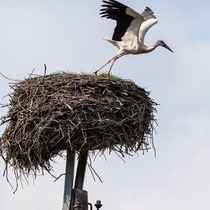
[142,43,158,53]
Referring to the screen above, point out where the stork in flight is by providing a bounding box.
[93,0,173,75]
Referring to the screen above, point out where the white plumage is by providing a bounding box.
[94,0,173,75]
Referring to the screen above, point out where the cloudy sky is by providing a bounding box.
[0,0,210,209]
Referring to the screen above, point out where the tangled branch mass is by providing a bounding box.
[0,74,157,179]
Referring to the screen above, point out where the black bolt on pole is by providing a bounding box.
[95,200,102,210]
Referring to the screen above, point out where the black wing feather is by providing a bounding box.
[100,0,134,41]
[141,7,156,20]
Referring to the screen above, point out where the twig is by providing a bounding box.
[44,64,47,76]
[87,158,103,183]
[54,173,66,182]
[0,72,21,82]
[28,68,36,78]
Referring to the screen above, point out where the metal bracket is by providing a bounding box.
[71,188,88,210]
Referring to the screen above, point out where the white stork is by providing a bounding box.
[94,0,173,75]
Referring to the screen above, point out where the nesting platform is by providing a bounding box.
[0,73,157,178]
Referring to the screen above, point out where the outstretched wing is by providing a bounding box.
[100,0,144,42]
[139,7,158,43]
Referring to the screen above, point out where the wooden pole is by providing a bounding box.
[62,149,75,210]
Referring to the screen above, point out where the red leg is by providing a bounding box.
[107,53,125,76]
[93,54,119,75]
[107,57,117,76]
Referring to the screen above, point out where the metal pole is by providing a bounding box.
[74,150,88,189]
[62,149,75,210]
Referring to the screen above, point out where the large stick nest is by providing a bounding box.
[0,74,157,177]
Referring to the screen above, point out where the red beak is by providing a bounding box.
[162,43,174,53]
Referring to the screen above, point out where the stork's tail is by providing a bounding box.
[102,37,118,47]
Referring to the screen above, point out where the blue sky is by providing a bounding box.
[0,0,210,210]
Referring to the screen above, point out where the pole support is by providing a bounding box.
[62,149,75,210]
[74,150,88,189]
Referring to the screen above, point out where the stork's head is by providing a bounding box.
[157,40,173,53]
